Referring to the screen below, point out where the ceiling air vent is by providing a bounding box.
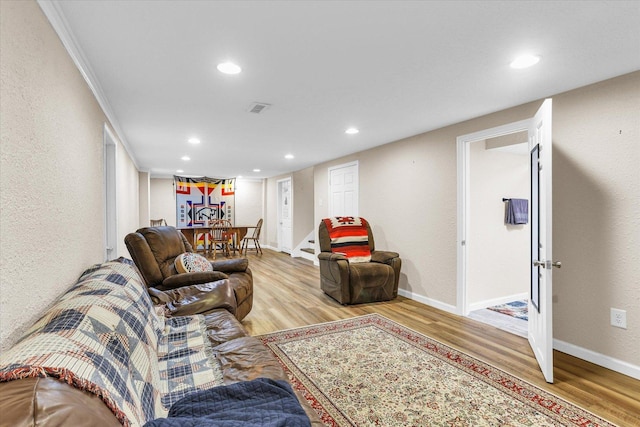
[247,102,271,114]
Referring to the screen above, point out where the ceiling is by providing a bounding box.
[44,1,640,179]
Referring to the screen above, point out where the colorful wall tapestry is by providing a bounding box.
[175,177,236,250]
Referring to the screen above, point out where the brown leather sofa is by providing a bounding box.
[0,258,321,426]
[124,226,253,320]
[318,218,401,304]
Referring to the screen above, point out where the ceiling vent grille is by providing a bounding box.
[247,102,271,114]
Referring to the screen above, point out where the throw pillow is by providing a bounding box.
[175,252,214,274]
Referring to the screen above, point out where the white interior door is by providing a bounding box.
[277,178,292,253]
[529,98,557,383]
[329,162,359,216]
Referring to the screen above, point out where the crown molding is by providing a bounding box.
[37,0,140,170]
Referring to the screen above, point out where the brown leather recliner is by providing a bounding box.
[125,226,253,320]
[318,219,401,304]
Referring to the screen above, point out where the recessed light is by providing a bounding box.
[188,137,200,144]
[181,156,190,161]
[217,61,242,75]
[510,54,540,69]
[345,127,359,135]
[176,169,184,173]
[285,154,294,159]
[253,169,261,172]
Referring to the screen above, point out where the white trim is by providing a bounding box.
[456,119,531,316]
[397,289,458,315]
[467,292,529,312]
[553,339,640,380]
[37,0,139,170]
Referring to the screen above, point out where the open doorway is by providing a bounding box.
[456,120,531,337]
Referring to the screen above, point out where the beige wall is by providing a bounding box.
[235,179,264,227]
[117,148,140,257]
[0,0,138,351]
[292,167,315,251]
[314,72,640,369]
[150,178,176,226]
[468,141,529,307]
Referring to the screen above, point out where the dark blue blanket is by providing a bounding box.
[144,378,311,427]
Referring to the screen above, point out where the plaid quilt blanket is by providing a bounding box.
[0,258,224,427]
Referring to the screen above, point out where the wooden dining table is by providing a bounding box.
[178,225,256,255]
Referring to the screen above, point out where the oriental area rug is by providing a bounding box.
[257,314,615,427]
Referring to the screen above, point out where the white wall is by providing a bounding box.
[467,140,529,308]
[235,178,264,227]
[150,178,176,226]
[0,0,138,351]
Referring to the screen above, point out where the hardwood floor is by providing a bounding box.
[236,249,639,426]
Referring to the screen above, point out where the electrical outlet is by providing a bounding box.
[610,308,627,329]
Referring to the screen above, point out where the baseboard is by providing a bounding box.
[553,339,640,380]
[467,292,529,312]
[398,288,640,380]
[397,288,458,315]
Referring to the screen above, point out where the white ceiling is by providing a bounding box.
[45,1,640,179]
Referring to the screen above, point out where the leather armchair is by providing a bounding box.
[125,226,253,320]
[318,219,401,304]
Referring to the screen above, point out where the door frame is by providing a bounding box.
[103,124,118,261]
[456,119,530,315]
[328,160,359,217]
[277,177,293,253]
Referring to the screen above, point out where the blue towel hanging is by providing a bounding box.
[504,198,528,225]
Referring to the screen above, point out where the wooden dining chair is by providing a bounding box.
[210,219,233,259]
[150,218,167,226]
[241,218,263,255]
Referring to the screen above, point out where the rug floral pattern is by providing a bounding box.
[258,314,615,427]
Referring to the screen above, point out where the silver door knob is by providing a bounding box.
[533,260,562,269]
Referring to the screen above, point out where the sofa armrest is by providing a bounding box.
[160,271,229,290]
[161,279,237,317]
[211,258,248,273]
[317,251,347,262]
[370,250,400,264]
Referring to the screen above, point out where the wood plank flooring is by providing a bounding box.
[234,249,639,426]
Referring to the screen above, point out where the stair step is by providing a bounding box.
[301,247,315,255]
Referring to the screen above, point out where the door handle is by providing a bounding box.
[533,260,562,269]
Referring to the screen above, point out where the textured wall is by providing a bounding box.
[1,0,106,351]
[149,178,176,226]
[117,146,140,258]
[552,73,639,364]
[313,72,639,368]
[1,0,140,351]
[235,179,264,227]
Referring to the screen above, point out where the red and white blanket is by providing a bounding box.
[323,217,371,263]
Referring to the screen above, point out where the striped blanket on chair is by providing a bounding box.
[323,216,372,263]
